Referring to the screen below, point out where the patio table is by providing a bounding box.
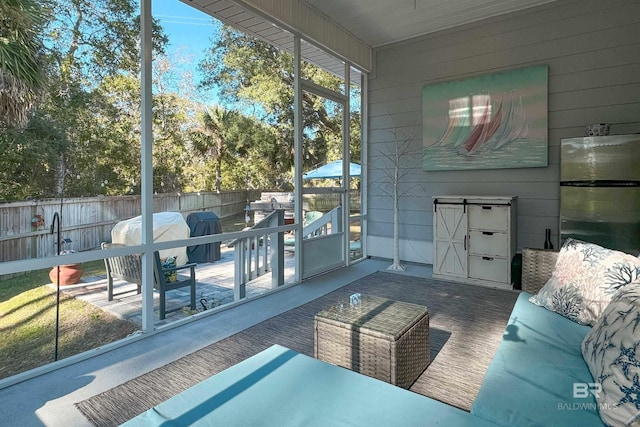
[314,294,430,389]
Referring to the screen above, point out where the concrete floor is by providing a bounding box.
[0,258,432,427]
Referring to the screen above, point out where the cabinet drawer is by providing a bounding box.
[468,230,508,256]
[468,255,509,283]
[468,205,509,231]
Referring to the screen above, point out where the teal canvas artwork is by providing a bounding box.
[422,65,548,171]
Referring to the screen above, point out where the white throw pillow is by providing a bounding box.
[529,238,640,325]
[581,284,640,426]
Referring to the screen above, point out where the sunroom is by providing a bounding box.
[1,0,639,425]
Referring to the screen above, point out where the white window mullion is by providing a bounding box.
[140,0,154,331]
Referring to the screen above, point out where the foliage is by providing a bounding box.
[0,0,169,200]
[0,0,47,128]
[0,4,360,202]
[0,113,66,201]
[199,25,361,186]
[41,0,168,197]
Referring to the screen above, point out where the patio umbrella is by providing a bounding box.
[303,160,361,180]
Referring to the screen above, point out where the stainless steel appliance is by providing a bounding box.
[560,134,640,255]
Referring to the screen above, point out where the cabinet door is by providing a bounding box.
[433,204,467,278]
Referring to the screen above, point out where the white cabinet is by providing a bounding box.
[432,196,517,289]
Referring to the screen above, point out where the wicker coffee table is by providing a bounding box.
[314,294,429,389]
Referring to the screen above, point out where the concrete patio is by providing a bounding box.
[58,245,297,326]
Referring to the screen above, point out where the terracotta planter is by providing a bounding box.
[49,264,83,286]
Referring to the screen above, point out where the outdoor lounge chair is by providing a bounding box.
[101,242,197,320]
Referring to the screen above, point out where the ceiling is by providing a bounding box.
[306,0,560,48]
[184,0,560,74]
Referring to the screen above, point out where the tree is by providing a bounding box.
[0,0,46,128]
[371,115,423,271]
[0,0,170,200]
[0,114,65,201]
[187,106,280,192]
[198,25,356,187]
[41,0,168,195]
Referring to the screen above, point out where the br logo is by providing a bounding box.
[573,383,602,398]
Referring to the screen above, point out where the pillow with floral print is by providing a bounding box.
[581,284,640,426]
[529,238,640,325]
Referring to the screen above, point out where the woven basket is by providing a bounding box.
[521,248,559,294]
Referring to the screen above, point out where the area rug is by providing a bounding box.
[76,271,518,426]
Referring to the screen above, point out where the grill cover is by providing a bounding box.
[186,212,222,263]
[111,212,189,265]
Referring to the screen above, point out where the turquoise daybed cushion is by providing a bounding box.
[471,292,604,426]
[123,344,500,427]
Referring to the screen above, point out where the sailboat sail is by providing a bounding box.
[429,90,529,156]
[459,99,504,155]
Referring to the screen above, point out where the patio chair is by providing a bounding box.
[152,250,196,320]
[101,242,142,301]
[101,243,197,320]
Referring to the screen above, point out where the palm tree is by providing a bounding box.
[206,107,233,193]
[0,0,45,128]
[192,107,231,193]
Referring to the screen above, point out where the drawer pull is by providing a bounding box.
[482,256,494,261]
[482,231,494,235]
[482,206,492,210]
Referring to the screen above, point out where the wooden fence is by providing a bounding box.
[0,190,261,264]
[304,191,361,212]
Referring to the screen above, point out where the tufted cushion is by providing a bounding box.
[529,238,640,325]
[581,284,640,426]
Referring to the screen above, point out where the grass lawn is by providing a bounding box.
[0,260,137,380]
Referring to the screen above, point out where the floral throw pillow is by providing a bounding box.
[529,238,640,325]
[581,284,640,426]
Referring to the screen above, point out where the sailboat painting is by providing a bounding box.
[423,65,548,171]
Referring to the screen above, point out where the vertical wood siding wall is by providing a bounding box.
[367,0,640,261]
[0,190,261,263]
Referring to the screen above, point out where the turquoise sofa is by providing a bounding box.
[471,292,603,426]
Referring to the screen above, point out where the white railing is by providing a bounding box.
[227,210,285,300]
[300,206,342,239]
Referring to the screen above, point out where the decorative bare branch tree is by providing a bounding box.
[372,114,424,271]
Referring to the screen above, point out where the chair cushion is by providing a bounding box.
[529,238,640,326]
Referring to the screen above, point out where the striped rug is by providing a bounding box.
[76,271,518,426]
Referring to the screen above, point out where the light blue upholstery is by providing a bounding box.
[471,292,604,426]
[123,345,499,427]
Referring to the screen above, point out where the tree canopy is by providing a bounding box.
[199,25,360,178]
[0,3,360,202]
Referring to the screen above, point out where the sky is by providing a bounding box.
[151,0,222,104]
